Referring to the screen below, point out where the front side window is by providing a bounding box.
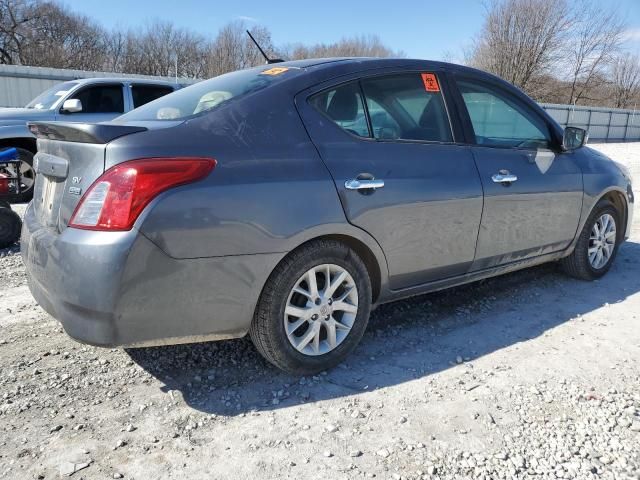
[456,79,550,149]
[361,73,452,142]
[68,85,124,114]
[309,82,370,137]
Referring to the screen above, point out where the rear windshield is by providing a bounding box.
[118,66,300,122]
[26,81,78,110]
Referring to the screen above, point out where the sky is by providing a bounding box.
[64,0,640,61]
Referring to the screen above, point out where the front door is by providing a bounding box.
[58,84,126,123]
[297,71,484,289]
[454,76,583,270]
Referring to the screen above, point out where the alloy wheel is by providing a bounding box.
[283,263,358,356]
[588,213,616,269]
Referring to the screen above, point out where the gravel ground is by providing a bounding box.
[1,143,639,480]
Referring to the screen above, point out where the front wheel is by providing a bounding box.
[561,200,621,280]
[250,239,372,375]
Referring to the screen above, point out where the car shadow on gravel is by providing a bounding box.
[127,241,640,416]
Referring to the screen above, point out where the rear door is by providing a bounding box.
[297,70,484,290]
[452,75,583,270]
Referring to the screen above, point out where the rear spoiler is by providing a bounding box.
[28,122,147,144]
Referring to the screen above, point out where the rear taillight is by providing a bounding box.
[69,158,215,231]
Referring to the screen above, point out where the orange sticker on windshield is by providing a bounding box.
[421,73,440,92]
[261,67,289,76]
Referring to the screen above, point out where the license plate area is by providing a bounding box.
[38,175,65,228]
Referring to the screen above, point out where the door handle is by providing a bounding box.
[491,171,518,184]
[344,179,385,190]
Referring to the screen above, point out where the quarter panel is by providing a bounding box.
[115,234,286,342]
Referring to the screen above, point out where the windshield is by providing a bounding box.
[118,66,300,122]
[26,81,78,110]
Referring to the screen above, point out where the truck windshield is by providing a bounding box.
[26,82,78,110]
[118,66,300,122]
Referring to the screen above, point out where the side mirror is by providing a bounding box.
[61,99,83,113]
[562,126,588,151]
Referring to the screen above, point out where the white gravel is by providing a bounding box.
[0,143,639,480]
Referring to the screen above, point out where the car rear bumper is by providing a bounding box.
[21,203,284,347]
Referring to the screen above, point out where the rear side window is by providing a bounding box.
[361,73,452,142]
[68,85,124,114]
[119,66,300,122]
[309,82,370,137]
[131,85,174,108]
[456,79,550,149]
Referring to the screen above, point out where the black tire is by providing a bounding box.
[0,207,22,249]
[0,148,36,203]
[250,239,372,375]
[560,200,621,280]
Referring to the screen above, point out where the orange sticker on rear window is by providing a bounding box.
[261,67,290,76]
[421,73,440,92]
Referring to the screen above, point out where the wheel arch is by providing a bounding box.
[565,186,630,257]
[0,137,37,153]
[594,187,629,242]
[321,233,382,303]
[262,229,389,305]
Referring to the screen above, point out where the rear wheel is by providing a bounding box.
[250,239,372,375]
[561,200,621,280]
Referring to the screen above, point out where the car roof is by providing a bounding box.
[275,57,462,72]
[71,77,178,86]
[267,57,516,95]
[267,57,488,85]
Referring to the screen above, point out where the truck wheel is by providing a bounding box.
[0,206,22,249]
[0,148,36,203]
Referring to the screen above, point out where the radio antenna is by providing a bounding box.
[246,30,284,64]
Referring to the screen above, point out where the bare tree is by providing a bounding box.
[469,0,572,97]
[611,53,640,109]
[105,21,206,78]
[281,35,401,60]
[21,2,108,70]
[204,21,275,77]
[103,28,127,72]
[0,0,38,64]
[564,0,626,105]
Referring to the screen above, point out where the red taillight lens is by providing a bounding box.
[69,158,215,231]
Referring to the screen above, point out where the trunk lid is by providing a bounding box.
[28,121,147,232]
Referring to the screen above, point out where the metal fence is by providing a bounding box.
[0,65,197,108]
[541,103,640,142]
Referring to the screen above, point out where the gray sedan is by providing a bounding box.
[21,58,634,374]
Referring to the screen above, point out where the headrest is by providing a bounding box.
[326,86,359,122]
